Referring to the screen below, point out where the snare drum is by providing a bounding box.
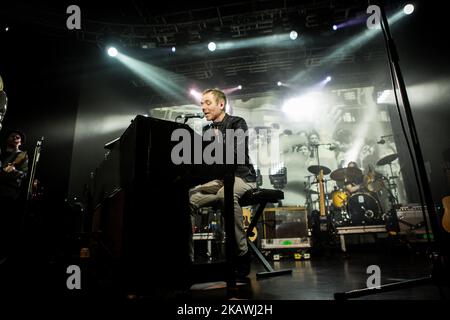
[332,190,348,208]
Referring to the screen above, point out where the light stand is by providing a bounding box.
[334,3,449,299]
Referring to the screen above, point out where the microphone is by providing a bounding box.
[310,143,336,150]
[377,134,394,144]
[182,113,204,119]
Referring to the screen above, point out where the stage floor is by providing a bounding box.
[188,246,445,300]
[0,239,448,304]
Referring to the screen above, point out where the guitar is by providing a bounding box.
[243,207,257,242]
[442,196,450,233]
[31,178,44,200]
[2,151,27,172]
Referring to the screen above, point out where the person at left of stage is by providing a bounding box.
[0,129,29,265]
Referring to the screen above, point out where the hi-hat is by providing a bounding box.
[330,167,363,181]
[307,165,331,175]
[376,153,398,166]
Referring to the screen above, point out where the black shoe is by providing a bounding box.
[235,251,251,278]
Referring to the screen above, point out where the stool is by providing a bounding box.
[239,188,292,279]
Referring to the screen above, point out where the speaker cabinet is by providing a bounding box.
[261,206,311,249]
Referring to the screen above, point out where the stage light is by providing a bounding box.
[316,76,332,88]
[189,89,202,101]
[332,25,338,31]
[291,11,405,83]
[107,46,118,57]
[208,42,216,52]
[171,46,176,52]
[403,4,414,15]
[223,85,242,94]
[276,81,291,88]
[289,30,298,40]
[282,92,324,122]
[5,26,9,32]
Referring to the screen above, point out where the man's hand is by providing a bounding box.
[346,183,361,194]
[3,164,16,173]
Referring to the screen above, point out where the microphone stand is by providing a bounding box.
[377,134,394,144]
[27,137,44,202]
[175,114,204,124]
[386,162,399,203]
[22,137,44,255]
[334,3,448,299]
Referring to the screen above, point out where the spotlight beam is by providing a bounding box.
[115,53,188,101]
[290,10,404,83]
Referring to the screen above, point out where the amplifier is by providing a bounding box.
[261,206,311,249]
[396,204,432,240]
[261,237,312,249]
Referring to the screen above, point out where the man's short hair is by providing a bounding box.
[6,129,26,145]
[202,88,227,107]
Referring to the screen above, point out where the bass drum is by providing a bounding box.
[347,192,382,225]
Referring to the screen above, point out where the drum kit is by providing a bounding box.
[306,153,400,226]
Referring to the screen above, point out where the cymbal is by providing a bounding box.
[307,165,331,175]
[0,74,3,91]
[376,153,398,166]
[330,167,363,181]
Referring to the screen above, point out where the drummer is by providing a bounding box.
[343,161,364,194]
